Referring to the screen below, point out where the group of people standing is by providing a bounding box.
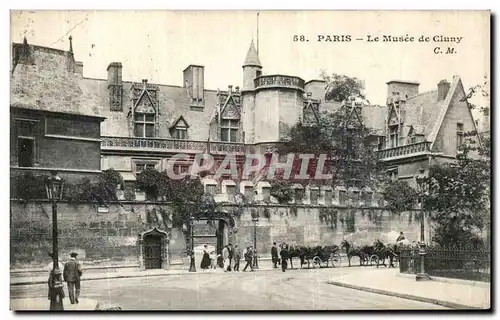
[198,241,292,273]
[200,243,256,272]
[271,242,290,272]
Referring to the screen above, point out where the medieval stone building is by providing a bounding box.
[10,37,483,269]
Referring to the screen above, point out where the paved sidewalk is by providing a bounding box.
[327,268,490,309]
[11,298,101,311]
[11,262,279,286]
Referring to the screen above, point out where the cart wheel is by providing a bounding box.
[312,256,322,268]
[329,253,341,268]
[369,254,379,266]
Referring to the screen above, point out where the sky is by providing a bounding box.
[10,10,490,108]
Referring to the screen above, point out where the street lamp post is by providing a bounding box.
[189,216,197,272]
[252,216,259,269]
[45,171,65,310]
[415,168,430,281]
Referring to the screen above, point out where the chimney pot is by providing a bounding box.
[235,86,240,92]
[228,85,233,93]
[142,79,148,83]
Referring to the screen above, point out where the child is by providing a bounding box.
[210,251,217,269]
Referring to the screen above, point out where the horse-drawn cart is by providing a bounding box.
[303,245,341,268]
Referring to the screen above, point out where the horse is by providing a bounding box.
[373,239,398,268]
[340,239,365,267]
[287,245,309,269]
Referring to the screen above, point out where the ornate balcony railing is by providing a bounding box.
[101,136,245,154]
[376,141,431,159]
[254,75,305,92]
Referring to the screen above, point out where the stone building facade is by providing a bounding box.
[10,37,483,269]
[10,38,105,184]
[376,78,483,188]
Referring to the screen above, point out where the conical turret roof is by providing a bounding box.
[243,40,261,67]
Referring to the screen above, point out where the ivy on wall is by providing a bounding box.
[270,180,294,204]
[10,169,123,207]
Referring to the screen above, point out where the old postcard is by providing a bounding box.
[9,10,490,311]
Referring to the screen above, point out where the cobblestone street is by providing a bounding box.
[11,268,447,310]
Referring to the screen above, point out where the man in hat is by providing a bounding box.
[63,252,83,304]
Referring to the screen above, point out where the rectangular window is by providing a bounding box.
[17,137,35,167]
[339,190,347,205]
[15,119,38,166]
[172,128,187,140]
[134,113,155,138]
[457,123,464,151]
[221,119,239,142]
[45,117,99,139]
[387,168,398,182]
[135,163,156,174]
[389,126,399,148]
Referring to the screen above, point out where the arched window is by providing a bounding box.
[134,113,155,137]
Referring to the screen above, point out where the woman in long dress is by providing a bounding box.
[200,245,212,269]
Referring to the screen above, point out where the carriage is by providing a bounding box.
[301,245,341,268]
[367,240,399,268]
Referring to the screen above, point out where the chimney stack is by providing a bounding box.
[75,61,83,76]
[107,62,123,111]
[437,80,450,101]
[107,62,123,85]
[228,85,233,93]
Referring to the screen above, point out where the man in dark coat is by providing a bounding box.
[396,232,406,243]
[243,246,254,272]
[280,244,289,272]
[271,242,279,268]
[233,245,241,271]
[63,252,82,304]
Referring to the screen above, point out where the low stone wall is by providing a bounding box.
[10,200,427,269]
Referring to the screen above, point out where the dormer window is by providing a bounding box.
[389,126,399,148]
[169,116,190,140]
[134,113,155,138]
[221,119,239,142]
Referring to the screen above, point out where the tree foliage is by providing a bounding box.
[278,103,384,189]
[382,180,418,214]
[321,72,366,102]
[135,169,219,228]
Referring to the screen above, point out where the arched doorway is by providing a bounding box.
[138,227,169,270]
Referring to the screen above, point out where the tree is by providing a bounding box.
[384,78,491,247]
[135,169,219,228]
[321,72,366,102]
[277,101,384,189]
[382,180,418,215]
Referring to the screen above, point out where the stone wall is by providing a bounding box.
[10,200,428,269]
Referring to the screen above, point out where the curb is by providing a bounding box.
[10,267,282,286]
[326,280,483,310]
[396,272,490,288]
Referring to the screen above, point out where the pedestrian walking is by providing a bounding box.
[47,252,65,310]
[243,246,254,272]
[63,252,82,304]
[271,242,279,268]
[233,245,241,271]
[222,245,231,272]
[280,243,289,272]
[200,244,211,270]
[228,243,234,271]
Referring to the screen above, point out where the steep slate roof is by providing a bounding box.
[10,42,103,118]
[402,76,470,149]
[80,76,221,140]
[243,40,261,67]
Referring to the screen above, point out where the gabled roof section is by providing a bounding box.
[427,76,461,148]
[243,40,261,67]
[10,40,102,118]
[169,115,189,129]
